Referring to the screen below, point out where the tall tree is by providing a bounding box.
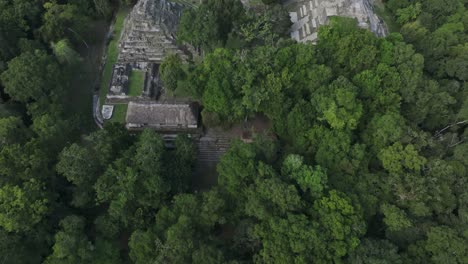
[45,215,93,264]
[40,2,90,44]
[0,179,49,232]
[160,54,185,92]
[0,50,62,103]
[178,0,246,51]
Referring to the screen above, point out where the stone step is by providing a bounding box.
[121,45,173,49]
[198,152,224,158]
[199,144,231,147]
[123,37,173,42]
[123,37,169,42]
[120,51,165,56]
[121,39,173,45]
[198,149,225,152]
[199,138,232,142]
[197,144,230,150]
[198,140,231,143]
[121,45,173,50]
[125,32,168,38]
[198,146,226,150]
[197,159,221,163]
[198,148,226,151]
[197,153,223,157]
[119,52,164,57]
[197,153,224,158]
[197,149,229,154]
[131,25,161,30]
[198,147,230,151]
[197,146,227,151]
[197,150,229,155]
[197,152,224,156]
[197,153,226,157]
[196,159,220,163]
[197,149,224,153]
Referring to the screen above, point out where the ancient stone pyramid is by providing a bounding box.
[289,0,387,43]
[118,0,186,63]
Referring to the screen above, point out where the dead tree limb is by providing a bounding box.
[434,120,468,138]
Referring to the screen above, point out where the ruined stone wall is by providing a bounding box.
[287,0,387,43]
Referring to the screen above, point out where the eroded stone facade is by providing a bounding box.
[118,0,186,64]
[107,0,187,103]
[287,0,387,43]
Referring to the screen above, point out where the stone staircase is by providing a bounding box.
[196,135,233,162]
[192,134,234,190]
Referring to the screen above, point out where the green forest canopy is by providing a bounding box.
[0,0,467,263]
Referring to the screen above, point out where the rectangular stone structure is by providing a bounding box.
[126,101,199,130]
[108,64,131,98]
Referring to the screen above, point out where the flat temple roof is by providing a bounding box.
[125,101,198,127]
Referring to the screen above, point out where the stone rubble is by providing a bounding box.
[108,63,131,98]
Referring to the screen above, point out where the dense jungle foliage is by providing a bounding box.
[0,0,467,263]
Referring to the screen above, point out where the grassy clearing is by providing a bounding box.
[173,85,193,98]
[165,84,193,99]
[128,70,145,96]
[108,104,128,123]
[99,8,130,106]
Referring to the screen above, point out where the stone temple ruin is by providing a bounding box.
[102,0,386,134]
[103,0,199,133]
[118,0,185,63]
[106,0,187,102]
[286,0,387,43]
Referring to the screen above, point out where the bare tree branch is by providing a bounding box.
[434,119,468,137]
